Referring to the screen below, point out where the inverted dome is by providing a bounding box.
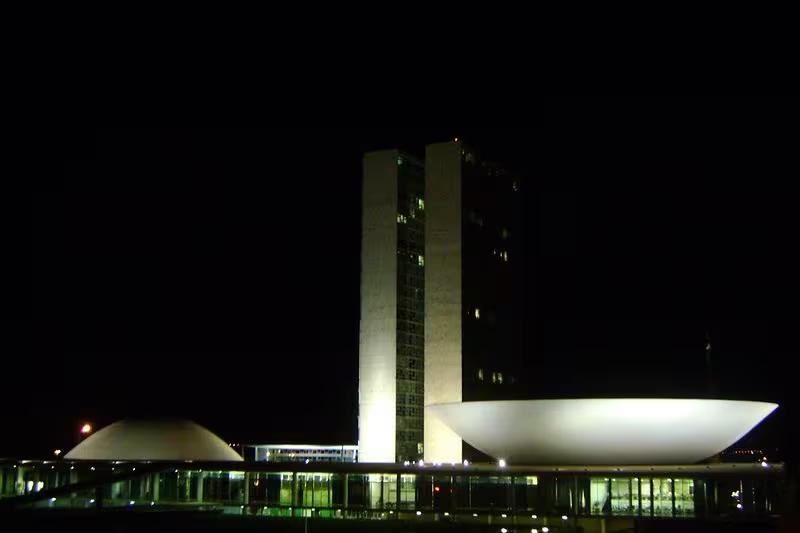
[428,399,778,465]
[64,419,243,461]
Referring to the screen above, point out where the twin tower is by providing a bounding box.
[359,141,523,463]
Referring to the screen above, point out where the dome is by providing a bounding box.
[428,399,778,465]
[64,419,243,462]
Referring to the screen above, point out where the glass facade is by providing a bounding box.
[395,154,425,462]
[460,148,524,409]
[1,460,784,527]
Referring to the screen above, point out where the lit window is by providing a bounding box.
[417,198,424,210]
[492,372,498,384]
[397,157,404,166]
[397,214,407,224]
[497,372,504,384]
[477,368,484,381]
[417,255,424,267]
[501,250,508,262]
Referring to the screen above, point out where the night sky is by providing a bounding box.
[17,128,798,468]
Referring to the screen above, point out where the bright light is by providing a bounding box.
[403,461,410,466]
[416,511,422,516]
[501,529,508,533]
[473,513,478,517]
[89,499,95,503]
[150,501,155,506]
[562,514,568,520]
[761,461,769,468]
[736,503,743,510]
[444,512,449,516]
[498,458,507,468]
[501,513,507,518]
[129,500,135,506]
[454,137,459,142]
[463,460,469,467]
[80,424,92,434]
[434,486,440,492]
[532,530,538,533]
[305,459,310,464]
[53,449,62,456]
[50,497,57,502]
[542,528,550,533]
[418,460,425,467]
[531,514,537,519]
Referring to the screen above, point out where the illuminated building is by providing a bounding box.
[359,141,524,464]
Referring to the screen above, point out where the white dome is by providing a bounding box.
[64,419,243,462]
[428,399,778,465]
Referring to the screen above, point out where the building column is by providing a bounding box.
[343,474,349,510]
[197,472,204,503]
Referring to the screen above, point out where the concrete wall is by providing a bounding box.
[424,142,463,463]
[358,150,399,463]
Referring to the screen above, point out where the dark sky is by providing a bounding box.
[16,127,798,464]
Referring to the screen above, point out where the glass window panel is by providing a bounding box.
[611,478,633,515]
[590,478,609,515]
[399,474,416,510]
[653,478,673,517]
[674,478,694,517]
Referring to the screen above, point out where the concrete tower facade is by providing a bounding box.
[359,150,425,463]
[424,142,464,463]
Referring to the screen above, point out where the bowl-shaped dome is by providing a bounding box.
[64,419,243,461]
[427,399,777,465]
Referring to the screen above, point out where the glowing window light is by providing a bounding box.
[498,458,507,468]
[562,514,568,520]
[542,528,550,533]
[53,449,61,456]
[416,511,422,516]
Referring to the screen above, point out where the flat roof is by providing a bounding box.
[1,459,783,478]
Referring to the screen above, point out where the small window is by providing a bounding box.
[417,198,425,210]
[397,214,407,224]
[477,368,484,381]
[418,255,425,267]
[497,372,504,385]
[474,308,480,319]
[397,156,404,166]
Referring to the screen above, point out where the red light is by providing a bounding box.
[434,486,440,492]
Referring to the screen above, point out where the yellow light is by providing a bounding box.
[80,424,92,434]
[53,449,61,456]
